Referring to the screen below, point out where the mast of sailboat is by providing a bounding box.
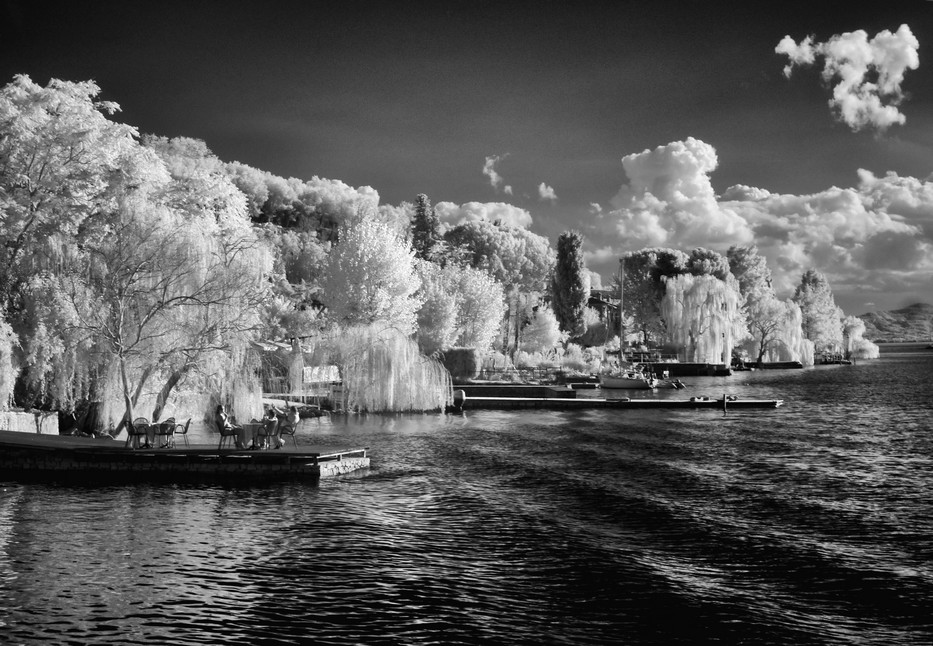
[618,257,625,362]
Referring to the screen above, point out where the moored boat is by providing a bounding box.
[599,365,660,389]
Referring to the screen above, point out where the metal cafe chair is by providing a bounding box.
[277,420,299,448]
[257,418,279,449]
[174,418,192,447]
[153,417,176,448]
[217,419,240,450]
[126,417,151,449]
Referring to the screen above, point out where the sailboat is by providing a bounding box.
[599,365,661,389]
[598,259,661,389]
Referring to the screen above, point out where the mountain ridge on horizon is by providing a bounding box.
[858,302,933,342]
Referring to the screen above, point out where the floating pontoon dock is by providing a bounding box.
[0,430,369,482]
[452,389,783,411]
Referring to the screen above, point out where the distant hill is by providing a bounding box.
[858,302,933,342]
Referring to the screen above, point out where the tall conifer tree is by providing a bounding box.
[550,231,589,337]
[411,193,441,261]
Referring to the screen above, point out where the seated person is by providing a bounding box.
[271,406,299,449]
[285,405,300,429]
[215,404,247,449]
[260,407,279,449]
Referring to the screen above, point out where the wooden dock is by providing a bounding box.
[452,392,783,411]
[0,430,369,482]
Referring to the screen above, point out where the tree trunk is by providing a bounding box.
[151,366,188,421]
[756,338,767,367]
[119,357,135,433]
[513,293,522,353]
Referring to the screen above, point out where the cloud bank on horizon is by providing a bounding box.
[776,24,919,131]
[587,136,933,307]
[435,200,533,229]
[256,23,928,312]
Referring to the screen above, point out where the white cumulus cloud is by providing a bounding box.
[483,154,512,194]
[538,182,557,201]
[776,24,919,131]
[607,137,754,249]
[595,137,933,309]
[435,201,533,229]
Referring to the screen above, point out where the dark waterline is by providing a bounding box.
[0,348,931,644]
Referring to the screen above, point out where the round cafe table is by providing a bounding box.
[239,422,262,449]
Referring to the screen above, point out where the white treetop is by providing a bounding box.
[322,216,423,334]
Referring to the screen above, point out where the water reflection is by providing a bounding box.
[0,354,931,644]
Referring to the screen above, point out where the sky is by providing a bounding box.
[3,0,933,315]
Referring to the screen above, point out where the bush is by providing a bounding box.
[561,343,601,373]
[513,351,558,370]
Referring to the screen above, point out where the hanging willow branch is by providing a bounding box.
[313,323,452,413]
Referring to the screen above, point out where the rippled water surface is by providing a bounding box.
[1,347,931,644]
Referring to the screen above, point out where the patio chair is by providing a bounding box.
[126,417,150,449]
[257,418,279,449]
[153,417,176,448]
[277,420,299,448]
[217,419,240,450]
[174,418,192,447]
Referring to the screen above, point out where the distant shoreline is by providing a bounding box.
[876,341,933,353]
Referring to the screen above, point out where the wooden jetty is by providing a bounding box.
[0,430,369,482]
[452,391,783,411]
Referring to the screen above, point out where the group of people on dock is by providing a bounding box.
[216,404,299,450]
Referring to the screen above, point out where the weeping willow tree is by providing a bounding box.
[15,177,272,431]
[309,324,452,413]
[288,339,305,400]
[661,273,748,364]
[843,315,880,360]
[781,302,815,366]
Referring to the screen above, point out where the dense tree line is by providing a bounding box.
[0,76,558,416]
[0,75,877,420]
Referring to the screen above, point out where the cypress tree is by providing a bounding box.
[550,230,589,337]
[411,193,441,261]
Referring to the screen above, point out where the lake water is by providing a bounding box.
[0,346,931,644]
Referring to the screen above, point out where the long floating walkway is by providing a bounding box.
[454,395,783,411]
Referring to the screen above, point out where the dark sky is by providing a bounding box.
[3,0,933,312]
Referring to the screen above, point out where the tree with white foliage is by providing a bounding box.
[415,261,459,355]
[745,294,810,365]
[793,270,843,352]
[843,316,880,360]
[49,179,272,428]
[727,245,772,303]
[321,215,423,334]
[661,273,747,364]
[520,305,563,354]
[452,266,506,351]
[444,219,553,353]
[0,74,156,327]
[414,260,506,352]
